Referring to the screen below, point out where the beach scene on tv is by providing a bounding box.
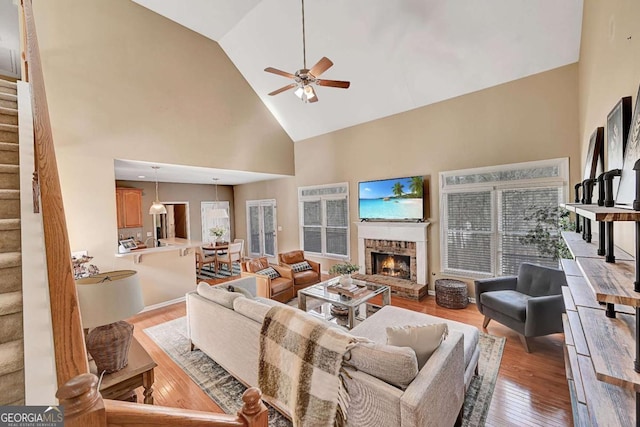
[359,176,424,219]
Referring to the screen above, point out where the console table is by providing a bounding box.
[90,337,157,404]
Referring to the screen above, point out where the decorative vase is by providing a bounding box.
[339,274,353,286]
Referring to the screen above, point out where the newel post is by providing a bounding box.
[238,387,269,427]
[56,373,107,427]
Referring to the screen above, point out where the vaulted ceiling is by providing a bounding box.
[132,0,583,142]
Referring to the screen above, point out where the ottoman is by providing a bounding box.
[435,279,469,309]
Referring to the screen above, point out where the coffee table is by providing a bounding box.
[298,277,391,329]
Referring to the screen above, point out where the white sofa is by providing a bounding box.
[186,277,480,427]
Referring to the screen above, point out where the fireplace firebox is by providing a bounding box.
[372,252,411,280]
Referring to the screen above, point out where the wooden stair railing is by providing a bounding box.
[21,1,269,425]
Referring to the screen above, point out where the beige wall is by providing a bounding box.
[234,64,581,290]
[578,0,640,254]
[32,0,294,269]
[116,180,234,244]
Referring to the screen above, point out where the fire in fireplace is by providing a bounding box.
[372,252,411,280]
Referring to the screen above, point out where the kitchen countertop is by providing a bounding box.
[115,237,204,263]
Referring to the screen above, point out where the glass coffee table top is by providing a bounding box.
[298,277,391,329]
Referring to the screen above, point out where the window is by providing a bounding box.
[440,158,569,278]
[299,183,349,258]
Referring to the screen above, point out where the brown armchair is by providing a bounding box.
[278,250,321,293]
[240,257,295,303]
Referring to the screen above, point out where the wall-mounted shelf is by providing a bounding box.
[573,205,640,222]
[561,231,633,261]
[577,258,640,307]
[579,306,640,393]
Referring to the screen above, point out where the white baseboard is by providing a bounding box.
[142,296,186,313]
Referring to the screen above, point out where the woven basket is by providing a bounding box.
[435,279,469,309]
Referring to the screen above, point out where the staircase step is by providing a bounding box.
[0,228,20,253]
[0,80,17,96]
[0,340,23,377]
[0,291,22,316]
[0,164,19,190]
[0,369,24,405]
[0,252,20,269]
[0,189,19,200]
[0,219,19,230]
[0,123,18,144]
[0,193,19,219]
[0,142,18,165]
[0,107,18,126]
[0,266,21,294]
[0,93,16,102]
[0,311,23,344]
[0,98,17,109]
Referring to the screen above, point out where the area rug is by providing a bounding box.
[197,263,242,281]
[145,317,504,427]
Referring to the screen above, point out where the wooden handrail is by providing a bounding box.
[22,0,89,386]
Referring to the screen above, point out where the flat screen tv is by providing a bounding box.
[358,176,424,220]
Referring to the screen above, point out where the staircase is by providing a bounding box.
[0,78,24,406]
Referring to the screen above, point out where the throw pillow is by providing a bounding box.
[386,323,448,370]
[197,282,244,309]
[290,261,312,273]
[256,266,280,280]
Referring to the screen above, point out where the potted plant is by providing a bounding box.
[518,206,573,262]
[209,226,227,243]
[329,261,361,286]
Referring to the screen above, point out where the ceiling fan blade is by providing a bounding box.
[268,83,297,96]
[264,67,296,79]
[317,79,350,89]
[309,57,333,77]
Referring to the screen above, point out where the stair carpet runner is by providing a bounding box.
[0,78,24,406]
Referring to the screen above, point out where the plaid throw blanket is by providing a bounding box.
[259,306,357,427]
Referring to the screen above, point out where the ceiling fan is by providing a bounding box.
[264,0,350,103]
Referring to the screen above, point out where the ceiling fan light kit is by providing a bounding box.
[264,0,350,103]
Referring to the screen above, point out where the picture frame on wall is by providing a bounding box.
[616,85,640,208]
[607,96,632,199]
[583,127,604,180]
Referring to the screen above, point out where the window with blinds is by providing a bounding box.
[299,183,349,258]
[440,158,568,278]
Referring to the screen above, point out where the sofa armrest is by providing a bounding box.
[240,272,271,298]
[273,264,294,279]
[307,260,321,274]
[400,331,465,427]
[525,294,565,337]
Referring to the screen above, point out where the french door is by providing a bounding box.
[201,201,230,244]
[246,199,277,261]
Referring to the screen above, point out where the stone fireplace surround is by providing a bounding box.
[355,222,430,300]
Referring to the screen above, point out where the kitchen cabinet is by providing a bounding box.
[116,188,143,228]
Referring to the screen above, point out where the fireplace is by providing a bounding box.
[372,252,411,280]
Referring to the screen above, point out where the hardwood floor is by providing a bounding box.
[127,283,572,426]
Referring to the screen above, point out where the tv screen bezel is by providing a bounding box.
[357,175,425,221]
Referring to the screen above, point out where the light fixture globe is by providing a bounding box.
[149,166,167,215]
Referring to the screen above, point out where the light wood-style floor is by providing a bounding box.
[129,279,571,426]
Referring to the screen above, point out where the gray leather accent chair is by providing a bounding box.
[474,262,567,352]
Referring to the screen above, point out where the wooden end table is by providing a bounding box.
[90,336,157,404]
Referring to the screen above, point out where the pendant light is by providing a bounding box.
[212,178,229,219]
[149,166,167,215]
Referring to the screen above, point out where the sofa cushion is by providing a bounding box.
[349,341,419,389]
[480,290,530,322]
[293,270,320,286]
[281,251,304,264]
[351,305,479,370]
[270,277,292,294]
[387,323,448,369]
[246,258,269,273]
[233,297,272,323]
[197,282,244,309]
[256,266,280,280]
[290,261,312,272]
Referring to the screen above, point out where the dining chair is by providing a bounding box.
[233,238,245,260]
[195,246,216,275]
[215,242,243,275]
